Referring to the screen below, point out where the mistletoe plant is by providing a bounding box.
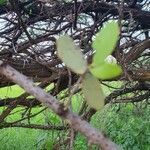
[56,21,122,110]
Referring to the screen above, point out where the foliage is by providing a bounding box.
[0,0,149,149]
[57,20,122,110]
[91,103,150,150]
[90,62,122,80]
[89,21,122,79]
[0,102,149,150]
[57,35,87,74]
[82,73,105,110]
[92,21,119,65]
[0,84,149,149]
[0,0,6,5]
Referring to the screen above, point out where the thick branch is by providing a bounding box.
[0,61,119,150]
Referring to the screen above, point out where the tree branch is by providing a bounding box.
[0,60,119,150]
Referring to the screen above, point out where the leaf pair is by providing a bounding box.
[89,21,122,80]
[56,21,122,110]
[57,35,104,110]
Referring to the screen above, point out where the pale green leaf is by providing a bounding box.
[57,35,87,74]
[92,21,120,65]
[82,73,105,110]
[90,62,122,80]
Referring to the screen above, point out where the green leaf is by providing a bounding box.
[57,35,87,74]
[0,0,6,5]
[82,73,105,110]
[92,21,120,65]
[89,62,122,80]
